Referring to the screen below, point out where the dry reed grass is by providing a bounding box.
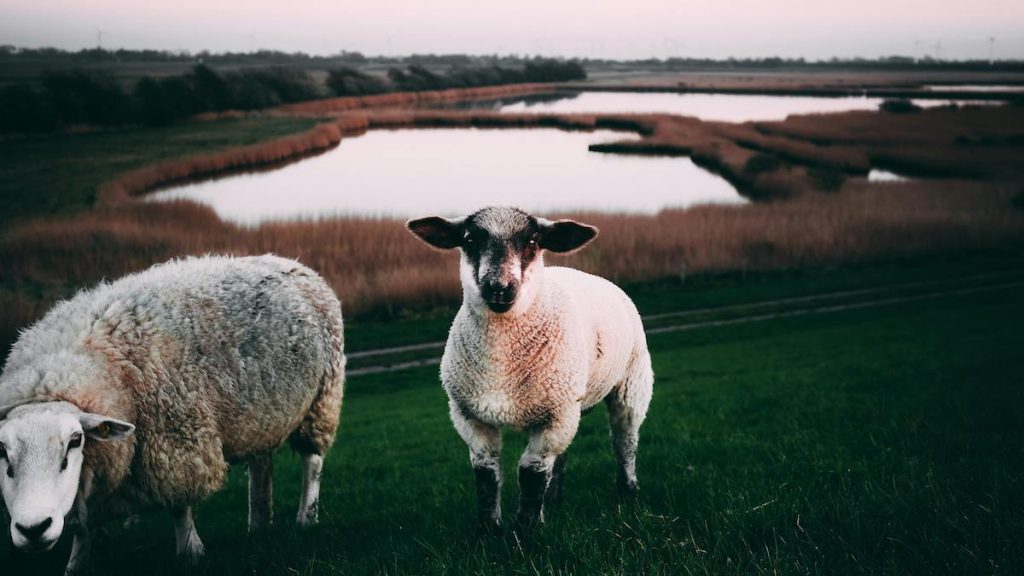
[4,86,1024,348]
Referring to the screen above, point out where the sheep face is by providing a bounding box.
[407,207,598,314]
[0,402,133,552]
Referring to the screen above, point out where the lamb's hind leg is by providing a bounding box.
[290,361,344,528]
[296,453,324,527]
[545,452,568,506]
[248,452,273,532]
[606,355,654,494]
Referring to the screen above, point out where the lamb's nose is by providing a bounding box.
[16,517,53,541]
[485,279,514,300]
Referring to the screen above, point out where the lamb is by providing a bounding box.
[407,206,654,529]
[0,254,345,574]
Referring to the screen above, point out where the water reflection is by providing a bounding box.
[454,91,996,122]
[923,85,1024,93]
[148,128,745,226]
[868,169,912,182]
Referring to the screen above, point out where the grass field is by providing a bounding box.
[0,116,318,227]
[3,256,1022,575]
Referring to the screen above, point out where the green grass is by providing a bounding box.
[0,116,318,227]
[4,259,1023,575]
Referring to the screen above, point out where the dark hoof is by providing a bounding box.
[514,511,544,532]
[617,479,640,498]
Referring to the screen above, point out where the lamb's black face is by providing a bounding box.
[407,207,599,314]
[460,209,541,313]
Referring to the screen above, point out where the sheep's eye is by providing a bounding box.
[463,234,475,245]
[0,443,6,460]
[69,433,83,449]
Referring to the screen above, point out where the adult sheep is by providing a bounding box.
[0,254,345,574]
[407,206,653,529]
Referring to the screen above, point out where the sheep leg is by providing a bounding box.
[606,366,652,495]
[545,452,568,506]
[517,409,581,528]
[248,453,274,532]
[64,499,92,576]
[296,453,323,527]
[450,401,503,531]
[172,506,205,566]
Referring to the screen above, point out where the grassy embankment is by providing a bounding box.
[3,256,1023,575]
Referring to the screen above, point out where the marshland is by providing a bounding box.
[2,31,1024,576]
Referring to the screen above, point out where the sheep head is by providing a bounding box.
[407,206,598,315]
[0,401,133,552]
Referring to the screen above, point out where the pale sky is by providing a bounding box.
[2,0,1023,60]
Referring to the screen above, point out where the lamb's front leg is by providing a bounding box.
[517,408,581,528]
[172,506,205,566]
[63,500,92,576]
[450,401,503,531]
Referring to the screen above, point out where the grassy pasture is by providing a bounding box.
[3,258,1023,575]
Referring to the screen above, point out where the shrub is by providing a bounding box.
[879,99,922,114]
[0,85,58,132]
[326,67,388,97]
[40,69,134,126]
[243,67,319,103]
[190,64,230,111]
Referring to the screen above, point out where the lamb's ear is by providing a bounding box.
[537,218,598,253]
[79,413,135,442]
[406,216,464,250]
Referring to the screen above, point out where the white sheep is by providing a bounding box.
[0,254,345,573]
[407,206,654,528]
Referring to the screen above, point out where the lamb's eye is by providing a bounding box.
[463,235,475,245]
[0,443,6,460]
[69,433,83,449]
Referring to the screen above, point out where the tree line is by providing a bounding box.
[0,61,586,133]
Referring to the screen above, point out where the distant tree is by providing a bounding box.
[40,69,133,126]
[879,99,922,114]
[190,64,230,111]
[326,67,389,96]
[0,85,58,132]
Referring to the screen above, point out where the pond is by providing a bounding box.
[451,91,994,122]
[923,84,1024,93]
[868,169,913,182]
[148,128,746,226]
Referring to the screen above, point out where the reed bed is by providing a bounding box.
[3,87,1024,351]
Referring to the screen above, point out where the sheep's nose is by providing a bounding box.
[16,517,53,541]
[484,279,515,301]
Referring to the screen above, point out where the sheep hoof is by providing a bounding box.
[514,510,544,532]
[477,516,502,535]
[616,479,640,498]
[177,540,205,568]
[296,509,319,528]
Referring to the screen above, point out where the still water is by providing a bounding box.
[455,91,992,122]
[149,129,745,225]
